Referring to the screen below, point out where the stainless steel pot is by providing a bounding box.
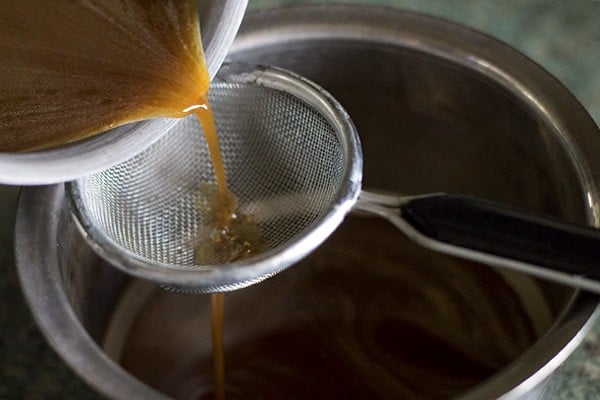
[15,5,600,400]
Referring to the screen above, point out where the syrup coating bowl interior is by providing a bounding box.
[0,0,248,186]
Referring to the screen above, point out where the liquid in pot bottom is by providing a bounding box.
[104,216,547,400]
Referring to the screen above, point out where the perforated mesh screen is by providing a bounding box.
[80,81,345,269]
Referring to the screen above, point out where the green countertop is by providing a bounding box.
[1,1,600,399]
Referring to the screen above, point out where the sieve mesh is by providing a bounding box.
[78,81,346,271]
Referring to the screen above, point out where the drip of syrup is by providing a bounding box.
[210,292,226,400]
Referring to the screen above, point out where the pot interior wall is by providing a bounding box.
[228,41,585,222]
[57,14,589,400]
[108,217,554,400]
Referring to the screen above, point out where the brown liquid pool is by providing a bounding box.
[107,217,544,400]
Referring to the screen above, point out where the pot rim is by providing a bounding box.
[230,6,600,398]
[232,5,600,399]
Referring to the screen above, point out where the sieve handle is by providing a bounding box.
[400,194,600,293]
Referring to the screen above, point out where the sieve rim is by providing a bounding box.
[67,64,362,293]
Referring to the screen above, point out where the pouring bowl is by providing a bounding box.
[0,0,248,185]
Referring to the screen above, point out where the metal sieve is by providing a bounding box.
[68,64,362,293]
[69,64,600,295]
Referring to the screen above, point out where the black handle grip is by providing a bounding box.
[401,194,600,281]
